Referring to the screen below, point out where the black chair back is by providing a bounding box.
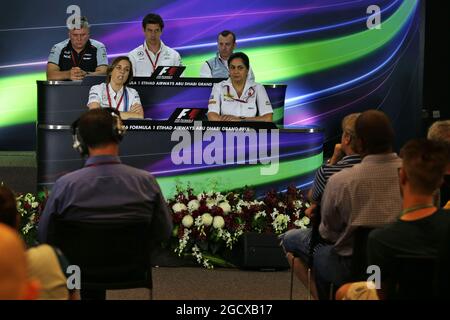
[50,219,152,291]
[350,226,375,281]
[387,255,439,299]
[387,222,450,300]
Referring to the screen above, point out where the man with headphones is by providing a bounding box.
[37,108,173,272]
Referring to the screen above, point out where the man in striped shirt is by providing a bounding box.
[306,113,362,217]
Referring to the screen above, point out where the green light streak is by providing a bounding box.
[272,107,283,124]
[182,0,416,82]
[156,152,323,197]
[0,72,46,127]
[0,0,416,128]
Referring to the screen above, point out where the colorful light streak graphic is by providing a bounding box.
[0,0,421,156]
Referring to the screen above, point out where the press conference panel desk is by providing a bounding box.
[37,79,287,126]
[37,120,323,197]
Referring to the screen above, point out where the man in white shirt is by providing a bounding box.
[128,13,182,77]
[200,30,255,80]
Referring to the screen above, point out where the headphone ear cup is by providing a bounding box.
[71,119,88,156]
[110,112,126,142]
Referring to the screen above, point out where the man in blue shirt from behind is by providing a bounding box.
[38,108,172,246]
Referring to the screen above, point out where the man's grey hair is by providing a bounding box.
[342,112,361,151]
[427,120,450,143]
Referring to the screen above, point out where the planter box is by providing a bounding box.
[230,232,289,270]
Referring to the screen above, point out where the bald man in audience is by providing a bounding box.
[0,224,40,300]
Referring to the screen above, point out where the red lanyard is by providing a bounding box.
[226,85,255,103]
[106,85,125,110]
[71,49,85,67]
[144,46,161,72]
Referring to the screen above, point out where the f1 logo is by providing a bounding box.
[177,109,191,118]
[159,67,178,76]
[159,67,171,76]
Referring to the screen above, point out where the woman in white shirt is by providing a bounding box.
[207,52,273,122]
[87,56,144,119]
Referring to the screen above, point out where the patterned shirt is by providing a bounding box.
[311,154,361,203]
[48,39,108,72]
[319,153,403,256]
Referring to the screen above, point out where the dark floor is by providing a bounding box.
[106,267,310,300]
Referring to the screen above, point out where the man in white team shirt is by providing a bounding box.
[128,13,182,77]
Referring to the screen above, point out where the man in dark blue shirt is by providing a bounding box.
[38,108,172,245]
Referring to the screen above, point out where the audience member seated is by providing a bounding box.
[336,139,450,299]
[312,110,402,299]
[0,185,77,300]
[207,52,273,122]
[46,16,107,81]
[427,120,450,208]
[280,112,361,299]
[128,13,182,77]
[199,30,255,80]
[282,110,402,299]
[305,112,361,218]
[38,108,173,299]
[0,223,40,300]
[87,56,144,119]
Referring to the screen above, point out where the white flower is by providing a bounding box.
[254,210,267,220]
[201,213,213,226]
[294,200,304,209]
[278,202,287,208]
[272,214,290,234]
[172,203,187,213]
[182,215,194,228]
[206,199,216,209]
[270,208,280,220]
[197,192,207,200]
[214,192,226,203]
[175,228,191,255]
[301,216,310,226]
[294,216,310,229]
[187,200,200,212]
[218,201,231,214]
[213,216,225,229]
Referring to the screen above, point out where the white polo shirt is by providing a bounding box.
[128,41,182,77]
[208,78,273,118]
[87,83,141,112]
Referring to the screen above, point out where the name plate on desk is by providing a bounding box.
[129,77,221,87]
[122,120,277,132]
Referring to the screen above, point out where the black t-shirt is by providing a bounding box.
[368,208,450,279]
[48,39,108,72]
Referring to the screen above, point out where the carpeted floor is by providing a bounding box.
[106,267,310,300]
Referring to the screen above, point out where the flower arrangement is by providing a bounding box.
[166,185,310,268]
[16,190,48,246]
